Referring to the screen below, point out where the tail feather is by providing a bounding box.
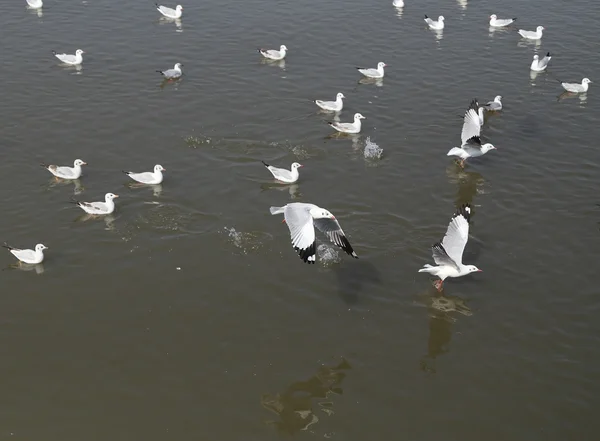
[2,242,14,250]
[269,206,285,215]
[51,50,57,55]
[512,17,518,21]
[418,264,436,273]
[68,197,81,206]
[261,161,270,168]
[40,163,49,168]
[424,14,429,19]
[447,147,464,157]
[122,170,132,175]
[156,70,164,75]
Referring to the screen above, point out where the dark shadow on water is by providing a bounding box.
[261,358,351,435]
[259,182,301,199]
[333,260,382,305]
[3,262,45,275]
[446,166,485,207]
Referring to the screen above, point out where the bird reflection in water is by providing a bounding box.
[5,262,45,275]
[47,178,84,195]
[261,58,286,70]
[557,91,587,105]
[446,166,485,206]
[260,182,301,199]
[261,358,351,435]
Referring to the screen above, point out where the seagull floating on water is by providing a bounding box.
[262,161,302,184]
[52,49,84,66]
[41,159,87,180]
[447,99,496,167]
[71,193,119,215]
[489,14,516,27]
[419,204,481,291]
[156,3,183,19]
[123,165,165,185]
[315,93,345,112]
[482,95,503,111]
[258,45,287,61]
[530,52,551,72]
[157,63,183,79]
[561,78,592,93]
[518,26,544,40]
[26,0,43,9]
[357,62,386,79]
[270,203,358,263]
[328,113,365,134]
[3,242,48,264]
[424,15,444,30]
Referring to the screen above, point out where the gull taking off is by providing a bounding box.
[418,204,481,291]
[262,161,302,184]
[258,45,287,61]
[3,243,48,264]
[424,15,444,30]
[357,62,386,79]
[156,3,183,19]
[26,0,43,9]
[123,165,165,185]
[41,159,87,180]
[483,95,503,111]
[71,193,119,215]
[270,203,358,263]
[518,26,544,40]
[316,93,345,112]
[447,99,496,167]
[561,78,592,93]
[328,113,365,134]
[157,63,183,79]
[530,52,551,71]
[52,49,84,65]
[489,14,516,27]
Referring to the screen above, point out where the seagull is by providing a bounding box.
[26,0,43,9]
[258,45,287,61]
[328,113,365,134]
[41,159,87,180]
[52,49,84,65]
[424,15,444,30]
[418,204,481,291]
[3,243,48,264]
[315,93,345,112]
[518,26,544,40]
[269,203,358,263]
[262,161,302,184]
[447,99,496,167]
[71,193,119,215]
[530,52,551,72]
[561,78,592,93]
[356,62,386,79]
[156,3,183,19]
[489,14,516,27]
[483,95,503,111]
[123,165,165,185]
[393,0,404,6]
[157,63,183,79]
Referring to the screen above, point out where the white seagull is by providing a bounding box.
[418,204,481,291]
[52,49,84,66]
[269,203,358,263]
[518,26,544,40]
[482,95,503,111]
[157,63,183,79]
[3,243,48,264]
[328,113,365,134]
[41,159,87,180]
[71,193,119,215]
[530,52,551,72]
[262,161,302,184]
[447,99,496,167]
[156,3,183,19]
[489,14,516,27]
[26,0,43,9]
[424,15,445,30]
[258,45,287,61]
[356,62,386,79]
[315,93,345,112]
[393,0,404,7]
[561,78,592,93]
[123,165,165,185]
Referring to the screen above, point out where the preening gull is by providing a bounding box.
[270,203,358,263]
[41,159,87,180]
[123,165,165,185]
[315,93,345,112]
[26,0,43,9]
[52,49,84,65]
[258,45,287,61]
[262,161,302,184]
[489,14,516,27]
[3,243,48,264]
[357,62,386,79]
[156,3,183,19]
[518,26,544,40]
[328,113,365,134]
[483,95,503,111]
[530,52,551,72]
[157,63,183,79]
[424,15,445,30]
[561,78,592,93]
[418,204,481,291]
[71,193,119,215]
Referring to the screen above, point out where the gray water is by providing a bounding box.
[1,0,600,439]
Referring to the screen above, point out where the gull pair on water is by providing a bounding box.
[258,45,287,61]
[518,26,545,40]
[270,203,358,263]
[156,3,183,19]
[419,204,481,291]
[424,15,444,30]
[262,161,302,184]
[52,49,85,66]
[157,63,183,79]
[357,62,386,79]
[4,243,48,264]
[328,113,366,134]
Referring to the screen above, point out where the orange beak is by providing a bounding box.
[282,219,286,223]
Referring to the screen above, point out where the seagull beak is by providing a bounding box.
[477,269,483,272]
[114,194,120,198]
[82,162,88,165]
[282,219,286,223]
[299,165,304,168]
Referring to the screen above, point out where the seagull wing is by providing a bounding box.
[538,53,551,69]
[431,243,459,270]
[284,204,317,263]
[313,217,358,258]
[440,204,471,266]
[461,99,481,146]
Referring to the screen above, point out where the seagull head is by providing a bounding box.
[105,193,119,201]
[174,63,183,70]
[280,45,288,52]
[481,143,496,153]
[35,244,48,252]
[582,78,592,85]
[337,93,345,100]
[76,49,85,55]
[176,5,183,11]
[154,164,166,172]
[74,159,87,166]
[495,95,502,102]
[378,62,387,69]
[537,26,545,32]
[310,208,335,220]
[532,54,539,61]
[465,265,482,273]
[291,162,303,170]
[438,16,445,22]
[490,14,497,20]
[354,113,366,120]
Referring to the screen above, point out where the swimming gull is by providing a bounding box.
[52,49,84,65]
[561,78,592,93]
[269,203,358,263]
[156,3,183,19]
[418,204,481,291]
[41,159,87,180]
[518,26,544,40]
[157,63,183,79]
[482,95,503,111]
[315,93,345,112]
[123,165,165,185]
[3,243,48,264]
[357,62,386,79]
[489,14,516,27]
[424,15,444,30]
[262,161,302,184]
[26,0,43,9]
[71,193,119,215]
[258,45,287,61]
[328,113,365,134]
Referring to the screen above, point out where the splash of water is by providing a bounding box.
[317,244,341,266]
[363,136,383,160]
